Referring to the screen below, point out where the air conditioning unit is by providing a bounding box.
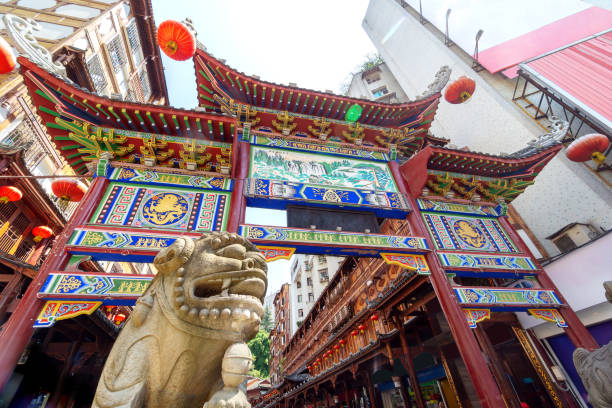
[548,223,600,252]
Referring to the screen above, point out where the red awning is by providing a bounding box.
[477,7,612,78]
[520,31,612,131]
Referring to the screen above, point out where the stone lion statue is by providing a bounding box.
[572,281,612,408]
[93,232,267,408]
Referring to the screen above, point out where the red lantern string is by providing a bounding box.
[157,20,196,61]
[0,37,16,75]
[445,76,476,104]
[0,186,22,204]
[51,178,87,203]
[32,225,53,242]
[566,133,610,164]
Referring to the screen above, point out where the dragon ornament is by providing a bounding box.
[93,232,267,408]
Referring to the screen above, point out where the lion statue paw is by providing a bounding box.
[204,388,250,408]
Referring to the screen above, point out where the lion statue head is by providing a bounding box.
[152,231,267,339]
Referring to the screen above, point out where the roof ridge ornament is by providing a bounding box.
[508,116,569,158]
[419,65,452,99]
[3,14,66,76]
[182,18,205,51]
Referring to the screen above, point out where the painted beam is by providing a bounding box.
[239,224,428,256]
[245,178,410,219]
[39,272,153,301]
[454,286,563,310]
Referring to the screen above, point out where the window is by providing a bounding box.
[139,69,151,100]
[298,309,303,318]
[86,54,108,94]
[14,238,35,261]
[297,281,301,289]
[553,234,577,253]
[0,212,29,254]
[307,277,313,287]
[308,293,314,302]
[319,268,329,281]
[107,35,127,73]
[126,19,143,66]
[372,86,388,98]
[317,255,326,264]
[365,72,380,84]
[297,295,302,303]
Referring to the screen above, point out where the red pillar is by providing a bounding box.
[389,161,506,408]
[497,216,599,351]
[0,176,109,389]
[226,140,250,233]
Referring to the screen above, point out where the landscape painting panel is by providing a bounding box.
[250,146,398,192]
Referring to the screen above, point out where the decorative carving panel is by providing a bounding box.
[423,213,517,253]
[91,182,229,232]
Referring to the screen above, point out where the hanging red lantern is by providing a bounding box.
[157,20,196,61]
[316,358,321,363]
[51,178,88,203]
[370,314,379,321]
[32,225,53,242]
[114,312,127,325]
[0,186,22,204]
[0,37,16,75]
[333,345,339,352]
[339,339,346,346]
[351,330,358,337]
[566,133,610,164]
[444,76,476,104]
[357,324,366,333]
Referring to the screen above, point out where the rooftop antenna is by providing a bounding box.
[472,29,485,71]
[419,0,425,24]
[444,9,452,47]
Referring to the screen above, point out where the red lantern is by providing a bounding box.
[51,178,87,203]
[445,76,476,104]
[157,20,196,61]
[370,314,379,321]
[358,324,366,333]
[333,345,339,352]
[114,312,127,325]
[0,186,22,204]
[316,358,321,363]
[351,330,358,337]
[566,133,610,164]
[32,225,53,242]
[339,339,346,346]
[0,37,16,75]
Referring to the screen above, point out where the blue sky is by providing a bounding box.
[151,0,376,108]
[150,1,375,297]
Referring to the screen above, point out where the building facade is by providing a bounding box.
[362,1,612,404]
[289,255,344,335]
[0,1,167,405]
[346,62,410,104]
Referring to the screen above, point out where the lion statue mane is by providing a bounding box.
[93,232,267,408]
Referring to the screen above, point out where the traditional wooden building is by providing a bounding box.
[271,283,292,385]
[0,29,600,407]
[0,1,167,405]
